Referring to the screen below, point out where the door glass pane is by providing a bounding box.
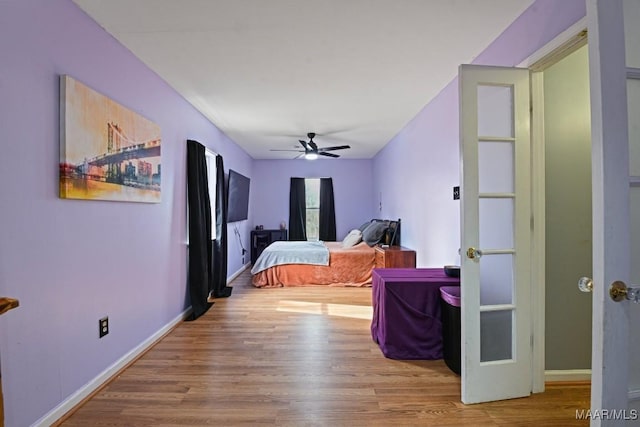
[480,254,513,306]
[478,85,513,138]
[628,80,640,175]
[480,310,513,362]
[479,198,514,249]
[479,141,514,193]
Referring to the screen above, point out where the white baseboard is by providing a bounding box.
[545,369,592,382]
[546,372,640,402]
[33,308,191,427]
[228,262,250,283]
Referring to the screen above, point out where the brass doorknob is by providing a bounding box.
[466,247,482,260]
[609,281,640,303]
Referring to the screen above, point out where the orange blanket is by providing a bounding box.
[252,241,375,287]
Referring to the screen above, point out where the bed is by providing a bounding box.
[251,219,400,288]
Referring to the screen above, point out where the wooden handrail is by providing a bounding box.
[0,297,19,316]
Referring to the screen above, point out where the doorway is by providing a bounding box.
[457,44,593,401]
[540,44,593,377]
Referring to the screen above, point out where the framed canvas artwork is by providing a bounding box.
[59,75,161,203]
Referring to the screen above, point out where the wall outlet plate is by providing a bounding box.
[453,186,460,200]
[99,316,109,338]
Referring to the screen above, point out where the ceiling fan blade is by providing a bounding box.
[308,141,318,151]
[319,152,340,158]
[299,140,308,150]
[294,153,306,159]
[318,145,351,152]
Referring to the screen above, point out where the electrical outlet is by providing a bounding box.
[453,186,460,200]
[99,316,109,338]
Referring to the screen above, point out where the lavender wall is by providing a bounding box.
[372,0,586,269]
[0,1,590,424]
[251,160,374,240]
[0,1,252,426]
[373,80,461,267]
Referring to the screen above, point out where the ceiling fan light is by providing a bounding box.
[305,152,318,160]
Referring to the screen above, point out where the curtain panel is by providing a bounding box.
[211,154,232,298]
[288,177,307,241]
[319,178,337,241]
[186,140,213,320]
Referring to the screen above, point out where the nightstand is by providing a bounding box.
[374,245,416,268]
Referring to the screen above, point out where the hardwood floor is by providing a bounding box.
[60,270,590,426]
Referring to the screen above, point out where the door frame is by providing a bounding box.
[457,19,592,401]
[517,17,590,392]
[522,1,636,411]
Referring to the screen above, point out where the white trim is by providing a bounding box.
[479,303,516,312]
[545,369,592,382]
[478,136,516,142]
[531,71,546,394]
[519,17,588,69]
[525,19,589,396]
[32,308,192,427]
[228,262,250,283]
[478,193,515,199]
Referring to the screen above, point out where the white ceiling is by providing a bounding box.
[72,0,534,159]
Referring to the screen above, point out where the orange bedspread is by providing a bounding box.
[252,241,376,287]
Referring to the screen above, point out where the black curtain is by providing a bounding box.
[289,177,307,241]
[186,139,213,320]
[211,155,232,298]
[319,178,337,241]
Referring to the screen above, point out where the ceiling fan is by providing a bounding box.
[270,132,351,159]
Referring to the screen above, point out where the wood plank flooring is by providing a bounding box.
[60,270,590,426]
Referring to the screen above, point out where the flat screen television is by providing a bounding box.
[227,169,250,222]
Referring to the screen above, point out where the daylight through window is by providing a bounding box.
[205,149,217,240]
[305,178,320,240]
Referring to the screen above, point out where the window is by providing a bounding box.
[305,178,320,241]
[289,177,335,242]
[205,149,217,240]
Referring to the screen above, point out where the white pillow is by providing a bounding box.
[342,229,363,248]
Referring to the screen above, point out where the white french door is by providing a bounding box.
[587,0,640,423]
[458,0,640,411]
[459,64,532,404]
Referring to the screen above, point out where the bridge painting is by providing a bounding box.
[59,75,161,203]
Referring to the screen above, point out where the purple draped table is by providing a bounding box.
[371,268,460,360]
